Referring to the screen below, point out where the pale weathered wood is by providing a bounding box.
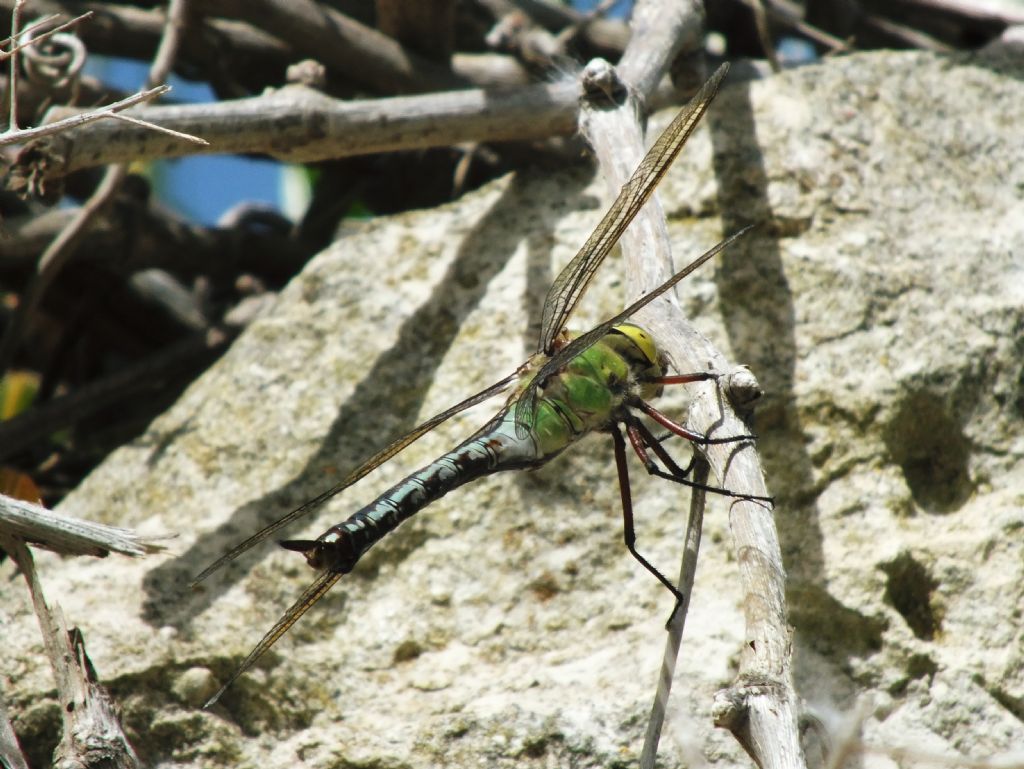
[26,80,580,179]
[576,3,804,765]
[0,685,30,769]
[0,534,140,768]
[0,493,165,557]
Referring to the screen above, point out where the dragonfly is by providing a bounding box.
[195,62,768,708]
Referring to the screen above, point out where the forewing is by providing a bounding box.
[514,226,754,431]
[203,570,343,708]
[192,371,518,586]
[535,63,729,357]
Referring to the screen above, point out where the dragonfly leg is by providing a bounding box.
[611,424,685,614]
[645,372,719,386]
[625,419,697,479]
[627,417,774,505]
[634,399,757,445]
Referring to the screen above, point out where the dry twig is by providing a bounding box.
[0,84,190,146]
[0,685,29,769]
[0,0,199,376]
[0,493,165,557]
[574,1,801,766]
[0,10,87,61]
[0,533,140,768]
[640,458,709,767]
[18,80,580,177]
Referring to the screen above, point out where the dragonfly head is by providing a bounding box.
[610,323,665,398]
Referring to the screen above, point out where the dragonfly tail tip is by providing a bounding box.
[279,538,317,553]
[202,687,227,710]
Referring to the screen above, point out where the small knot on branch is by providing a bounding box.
[725,365,764,409]
[581,58,627,105]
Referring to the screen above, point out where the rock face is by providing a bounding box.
[5,50,1024,768]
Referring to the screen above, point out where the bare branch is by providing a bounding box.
[749,0,782,72]
[0,684,29,769]
[7,0,26,130]
[0,534,140,767]
[0,83,171,145]
[0,494,165,557]
[615,0,704,100]
[575,5,802,766]
[0,11,91,60]
[193,0,469,94]
[0,11,59,49]
[744,0,851,52]
[508,0,630,54]
[18,80,581,178]
[640,459,709,768]
[146,0,189,88]
[103,108,209,144]
[863,12,956,52]
[376,0,456,61]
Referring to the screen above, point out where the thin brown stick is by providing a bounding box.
[7,0,26,130]
[863,12,955,52]
[100,109,209,144]
[640,458,709,768]
[0,165,127,374]
[0,83,174,145]
[749,0,782,72]
[0,533,140,768]
[0,11,90,60]
[146,0,188,88]
[193,0,469,94]
[0,682,29,769]
[0,11,58,49]
[751,0,851,52]
[0,0,194,376]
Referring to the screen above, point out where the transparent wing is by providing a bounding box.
[535,63,729,357]
[514,226,754,433]
[203,569,343,708]
[192,371,519,586]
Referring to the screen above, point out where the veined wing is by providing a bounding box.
[535,62,729,358]
[192,371,519,586]
[515,226,754,432]
[204,569,342,708]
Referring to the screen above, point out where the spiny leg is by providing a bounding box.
[611,423,685,612]
[627,416,774,505]
[645,372,719,386]
[634,399,756,445]
[625,419,696,479]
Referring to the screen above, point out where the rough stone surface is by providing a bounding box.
[4,50,1024,767]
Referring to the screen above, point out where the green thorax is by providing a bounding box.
[519,322,665,458]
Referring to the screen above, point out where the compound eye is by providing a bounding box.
[613,323,659,365]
